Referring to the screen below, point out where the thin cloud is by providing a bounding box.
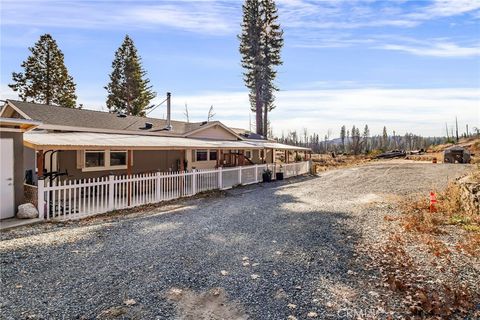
[0,0,239,35]
[381,42,480,58]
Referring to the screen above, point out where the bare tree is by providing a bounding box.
[184,103,190,123]
[207,105,215,122]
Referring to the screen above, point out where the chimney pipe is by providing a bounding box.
[166,92,171,130]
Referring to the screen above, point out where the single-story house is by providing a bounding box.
[0,99,310,219]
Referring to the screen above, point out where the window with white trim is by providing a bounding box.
[83,150,128,171]
[110,151,127,167]
[85,151,105,168]
[245,150,252,158]
[196,150,208,161]
[209,150,217,161]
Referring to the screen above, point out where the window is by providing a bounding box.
[85,151,105,168]
[196,150,208,161]
[209,150,217,161]
[245,150,252,158]
[110,151,127,167]
[82,150,128,171]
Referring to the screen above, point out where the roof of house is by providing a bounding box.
[24,131,311,151]
[4,100,215,136]
[23,131,267,150]
[0,117,42,132]
[4,100,311,152]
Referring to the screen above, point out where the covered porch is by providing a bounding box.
[22,131,310,184]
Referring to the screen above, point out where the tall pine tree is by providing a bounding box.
[239,0,283,138]
[239,0,264,135]
[261,0,283,138]
[9,34,77,108]
[105,35,156,116]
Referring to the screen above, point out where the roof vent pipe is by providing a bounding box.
[166,92,172,131]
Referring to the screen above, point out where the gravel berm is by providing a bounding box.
[0,161,472,319]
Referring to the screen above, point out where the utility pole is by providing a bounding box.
[445,122,449,140]
[455,116,459,143]
[466,124,469,137]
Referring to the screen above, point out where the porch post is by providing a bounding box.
[295,151,298,162]
[217,149,221,168]
[179,150,185,196]
[180,150,185,171]
[37,150,44,177]
[285,150,288,163]
[127,150,132,206]
[239,150,244,166]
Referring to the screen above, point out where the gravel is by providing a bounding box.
[0,161,473,319]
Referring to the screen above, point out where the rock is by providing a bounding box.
[458,175,480,214]
[123,299,136,306]
[274,288,287,300]
[287,303,297,309]
[250,274,260,280]
[220,270,229,276]
[17,203,38,219]
[307,311,318,317]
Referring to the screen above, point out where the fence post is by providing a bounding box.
[238,166,242,185]
[192,169,197,194]
[217,167,223,189]
[108,174,115,211]
[37,178,45,219]
[156,171,161,201]
[255,165,258,183]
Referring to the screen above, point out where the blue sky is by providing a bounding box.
[1,0,479,137]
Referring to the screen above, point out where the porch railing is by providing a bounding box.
[37,161,311,221]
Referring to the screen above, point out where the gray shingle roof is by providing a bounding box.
[7,100,213,135]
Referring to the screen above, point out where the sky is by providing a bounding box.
[1,0,479,138]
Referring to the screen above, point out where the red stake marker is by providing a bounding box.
[430,191,437,213]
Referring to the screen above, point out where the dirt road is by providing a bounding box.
[0,161,472,319]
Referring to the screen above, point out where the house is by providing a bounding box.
[0,99,310,219]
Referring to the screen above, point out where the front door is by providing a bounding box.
[1,138,15,219]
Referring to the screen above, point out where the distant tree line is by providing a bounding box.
[275,125,453,154]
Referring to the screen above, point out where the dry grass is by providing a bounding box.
[400,178,480,234]
[366,233,478,318]
[369,170,480,317]
[310,154,370,172]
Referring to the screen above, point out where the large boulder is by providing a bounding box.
[457,175,480,215]
[17,203,39,219]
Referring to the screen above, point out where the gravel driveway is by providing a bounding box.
[0,161,472,319]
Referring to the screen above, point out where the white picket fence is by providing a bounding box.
[37,161,310,220]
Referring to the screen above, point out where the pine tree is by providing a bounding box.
[105,35,156,116]
[382,126,388,150]
[239,0,283,138]
[9,34,77,108]
[239,0,264,135]
[340,125,346,153]
[362,124,370,153]
[261,0,283,137]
